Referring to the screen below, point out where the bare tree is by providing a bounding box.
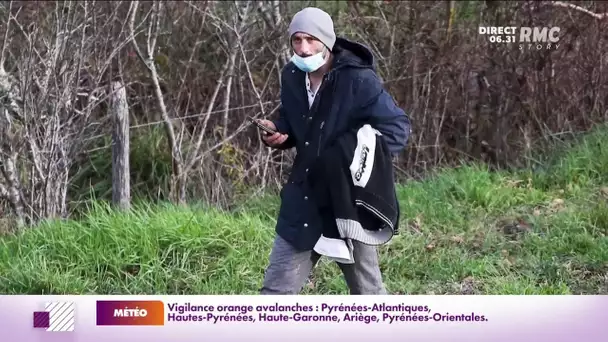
[128,0,280,204]
[0,1,136,224]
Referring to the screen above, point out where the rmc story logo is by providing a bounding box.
[478,26,560,50]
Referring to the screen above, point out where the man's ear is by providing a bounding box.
[323,46,331,60]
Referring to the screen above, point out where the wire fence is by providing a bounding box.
[83,100,281,153]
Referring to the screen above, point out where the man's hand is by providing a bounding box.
[260,119,289,148]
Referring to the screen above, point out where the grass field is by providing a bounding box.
[0,126,606,295]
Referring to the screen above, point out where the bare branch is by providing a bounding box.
[0,1,16,69]
[545,1,608,20]
[0,182,8,199]
[128,1,154,74]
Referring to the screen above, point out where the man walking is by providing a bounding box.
[258,7,411,295]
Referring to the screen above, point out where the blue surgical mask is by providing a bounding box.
[291,50,326,73]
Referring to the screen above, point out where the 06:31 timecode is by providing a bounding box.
[488,35,516,43]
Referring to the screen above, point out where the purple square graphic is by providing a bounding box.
[33,311,50,328]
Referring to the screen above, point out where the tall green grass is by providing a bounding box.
[1,125,606,294]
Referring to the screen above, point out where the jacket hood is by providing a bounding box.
[331,37,376,71]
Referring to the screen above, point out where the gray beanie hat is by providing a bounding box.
[289,7,336,51]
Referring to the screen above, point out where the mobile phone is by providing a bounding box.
[248,117,277,135]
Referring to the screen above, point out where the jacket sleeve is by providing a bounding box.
[263,64,297,150]
[352,69,411,155]
[261,64,296,150]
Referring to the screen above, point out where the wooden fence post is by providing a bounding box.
[111,80,130,210]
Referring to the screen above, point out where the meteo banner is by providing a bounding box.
[1,295,606,342]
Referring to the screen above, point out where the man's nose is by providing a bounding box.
[299,42,313,56]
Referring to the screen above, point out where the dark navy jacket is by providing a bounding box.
[268,37,411,251]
